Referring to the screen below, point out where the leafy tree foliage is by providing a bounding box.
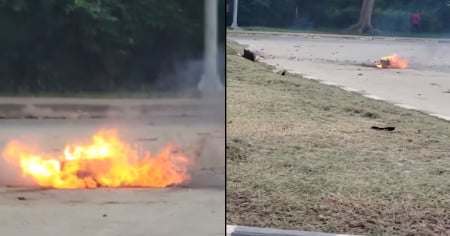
[229,0,450,34]
[0,0,225,94]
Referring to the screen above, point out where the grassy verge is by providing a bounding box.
[236,26,450,38]
[226,39,450,236]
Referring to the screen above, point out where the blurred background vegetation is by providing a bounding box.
[0,0,225,95]
[227,0,450,36]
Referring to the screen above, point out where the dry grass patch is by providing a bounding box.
[226,40,450,236]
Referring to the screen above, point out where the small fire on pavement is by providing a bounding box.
[376,54,408,69]
[2,129,192,189]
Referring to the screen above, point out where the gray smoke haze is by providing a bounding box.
[152,43,225,125]
[154,44,225,94]
[416,42,450,72]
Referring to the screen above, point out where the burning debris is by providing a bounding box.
[376,54,408,69]
[2,129,192,189]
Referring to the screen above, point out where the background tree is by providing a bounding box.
[229,0,450,35]
[346,0,377,33]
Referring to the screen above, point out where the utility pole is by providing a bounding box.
[198,0,223,92]
[230,0,239,29]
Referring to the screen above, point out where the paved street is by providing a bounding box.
[0,99,224,236]
[0,187,223,236]
[230,32,450,119]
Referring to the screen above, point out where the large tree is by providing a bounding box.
[346,0,378,33]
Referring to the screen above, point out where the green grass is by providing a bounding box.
[226,39,450,236]
[235,26,450,39]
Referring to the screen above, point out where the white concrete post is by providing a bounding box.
[230,0,239,29]
[198,0,223,92]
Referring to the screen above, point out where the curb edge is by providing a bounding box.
[227,225,360,236]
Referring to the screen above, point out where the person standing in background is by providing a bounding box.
[226,0,231,26]
[410,10,421,33]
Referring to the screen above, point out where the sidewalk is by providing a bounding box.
[227,225,359,236]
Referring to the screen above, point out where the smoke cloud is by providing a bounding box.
[154,44,225,94]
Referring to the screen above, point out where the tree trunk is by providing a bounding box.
[346,0,378,34]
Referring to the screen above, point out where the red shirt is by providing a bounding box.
[411,13,421,25]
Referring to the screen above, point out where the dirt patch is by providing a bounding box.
[226,39,450,236]
[227,40,246,56]
[226,138,250,162]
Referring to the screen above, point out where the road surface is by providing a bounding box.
[230,33,450,120]
[0,100,224,236]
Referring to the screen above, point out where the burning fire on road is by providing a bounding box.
[2,129,192,189]
[376,54,408,69]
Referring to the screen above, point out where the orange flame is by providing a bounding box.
[2,129,191,189]
[376,54,408,69]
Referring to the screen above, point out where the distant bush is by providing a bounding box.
[322,6,360,28]
[373,9,447,33]
[373,9,410,32]
[231,0,450,35]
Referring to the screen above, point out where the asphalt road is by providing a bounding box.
[0,107,224,236]
[0,188,223,236]
[230,33,450,120]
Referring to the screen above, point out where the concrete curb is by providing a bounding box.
[227,225,359,236]
[0,97,203,106]
[0,97,225,119]
[227,30,450,43]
